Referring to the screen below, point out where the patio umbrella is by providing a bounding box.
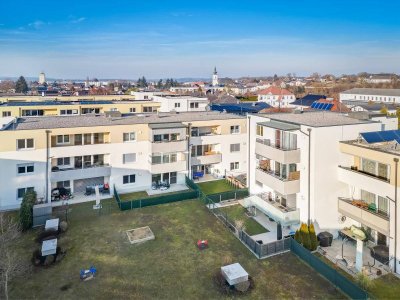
[277,222,282,240]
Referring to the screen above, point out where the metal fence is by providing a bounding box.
[291,239,368,300]
[206,189,249,203]
[238,230,291,258]
[114,177,199,211]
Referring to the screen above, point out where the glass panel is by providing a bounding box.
[17,139,25,149]
[378,196,389,216]
[74,134,82,145]
[84,134,91,145]
[152,174,161,183]
[361,189,375,205]
[75,156,83,169]
[171,153,177,162]
[170,172,177,184]
[361,158,376,176]
[26,139,34,148]
[153,135,162,142]
[83,155,91,167]
[378,163,389,180]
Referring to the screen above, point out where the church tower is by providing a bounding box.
[212,66,219,86]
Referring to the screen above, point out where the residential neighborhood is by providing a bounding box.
[1,1,400,299]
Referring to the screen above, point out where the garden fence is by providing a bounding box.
[206,189,249,203]
[114,177,199,211]
[291,239,368,300]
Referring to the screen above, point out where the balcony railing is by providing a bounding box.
[151,138,187,143]
[52,163,110,172]
[338,197,389,220]
[338,165,390,183]
[256,167,300,182]
[256,138,298,151]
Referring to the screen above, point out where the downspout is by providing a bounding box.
[187,123,192,179]
[247,115,251,188]
[394,157,398,274]
[307,128,311,226]
[45,130,51,203]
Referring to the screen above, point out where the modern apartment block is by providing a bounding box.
[0,111,246,210]
[153,95,209,112]
[0,100,160,117]
[247,111,397,230]
[340,88,400,103]
[338,131,400,273]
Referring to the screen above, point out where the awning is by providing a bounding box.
[257,121,300,131]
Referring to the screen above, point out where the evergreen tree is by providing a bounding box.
[19,190,37,230]
[308,223,319,251]
[156,79,163,89]
[141,76,148,87]
[15,76,28,93]
[300,223,311,250]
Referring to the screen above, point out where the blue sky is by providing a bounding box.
[1,0,400,79]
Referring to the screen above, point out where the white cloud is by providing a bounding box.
[70,17,86,24]
[28,20,48,30]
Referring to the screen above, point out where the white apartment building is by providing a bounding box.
[154,95,209,112]
[257,86,296,107]
[340,88,400,103]
[248,111,397,232]
[0,111,246,211]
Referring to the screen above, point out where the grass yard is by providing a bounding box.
[197,179,237,195]
[119,189,193,202]
[9,199,345,299]
[220,204,268,236]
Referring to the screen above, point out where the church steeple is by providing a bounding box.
[212,66,219,86]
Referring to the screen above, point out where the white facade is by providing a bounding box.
[248,112,397,234]
[154,96,209,112]
[39,72,46,84]
[340,88,400,103]
[212,67,219,86]
[257,94,296,107]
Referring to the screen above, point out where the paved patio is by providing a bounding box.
[51,192,111,207]
[193,174,220,183]
[146,184,189,195]
[319,238,390,278]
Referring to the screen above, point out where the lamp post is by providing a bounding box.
[45,130,51,203]
[394,157,398,273]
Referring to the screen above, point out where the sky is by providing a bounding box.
[1,0,400,79]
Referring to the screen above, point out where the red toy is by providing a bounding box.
[197,240,208,250]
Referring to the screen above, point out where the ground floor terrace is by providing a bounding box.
[9,199,347,299]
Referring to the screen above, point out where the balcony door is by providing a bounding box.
[275,130,281,149]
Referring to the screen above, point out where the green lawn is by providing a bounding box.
[197,179,237,195]
[8,199,345,299]
[220,204,268,236]
[119,189,193,202]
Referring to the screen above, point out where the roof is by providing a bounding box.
[257,120,300,131]
[0,100,153,107]
[148,122,185,129]
[3,111,244,131]
[312,99,350,113]
[210,102,270,114]
[291,94,326,107]
[341,88,400,97]
[257,86,293,96]
[343,101,399,111]
[257,111,375,127]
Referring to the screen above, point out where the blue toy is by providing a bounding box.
[80,266,97,281]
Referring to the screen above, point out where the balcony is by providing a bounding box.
[149,160,187,174]
[255,138,300,163]
[338,166,392,198]
[255,168,300,195]
[50,164,111,182]
[338,197,390,235]
[191,152,222,165]
[151,139,187,153]
[244,195,300,226]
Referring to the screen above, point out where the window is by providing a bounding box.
[230,162,239,170]
[123,153,136,164]
[84,133,91,145]
[230,143,240,152]
[57,181,70,188]
[60,109,78,115]
[22,109,44,116]
[361,158,389,180]
[17,163,34,174]
[123,174,136,184]
[93,133,104,144]
[230,125,240,134]
[143,106,154,113]
[174,103,181,108]
[57,157,70,166]
[17,138,34,150]
[123,132,136,142]
[190,102,199,109]
[56,135,70,144]
[81,108,100,114]
[361,189,376,205]
[17,187,34,199]
[378,196,389,216]
[256,125,264,136]
[110,108,118,112]
[129,107,136,113]
[74,134,83,145]
[2,111,11,117]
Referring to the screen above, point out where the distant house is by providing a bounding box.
[291,94,327,108]
[342,101,399,114]
[365,74,393,84]
[339,88,400,103]
[257,86,295,107]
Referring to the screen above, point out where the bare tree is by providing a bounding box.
[0,213,29,300]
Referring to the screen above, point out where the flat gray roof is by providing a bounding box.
[148,122,185,129]
[258,120,300,131]
[3,111,244,131]
[341,88,400,97]
[258,111,373,127]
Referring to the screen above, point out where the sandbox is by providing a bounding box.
[126,226,155,244]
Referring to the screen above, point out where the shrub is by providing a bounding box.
[19,190,37,230]
[59,221,68,233]
[356,273,374,290]
[308,223,319,251]
[294,229,302,244]
[300,223,311,250]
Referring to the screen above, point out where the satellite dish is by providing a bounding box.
[338,215,346,224]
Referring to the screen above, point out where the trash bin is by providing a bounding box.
[317,231,333,247]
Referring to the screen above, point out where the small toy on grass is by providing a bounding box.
[197,239,208,250]
[80,266,97,281]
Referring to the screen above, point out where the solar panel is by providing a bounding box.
[325,104,333,110]
[321,103,329,110]
[310,102,317,109]
[361,130,400,144]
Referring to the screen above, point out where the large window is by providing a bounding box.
[230,143,240,152]
[123,153,137,164]
[17,187,34,200]
[153,133,180,142]
[230,125,240,134]
[230,162,239,170]
[17,138,34,150]
[93,133,104,144]
[123,174,136,184]
[57,181,70,188]
[60,109,78,115]
[17,163,34,174]
[143,106,155,112]
[361,158,389,181]
[56,135,70,144]
[256,125,264,136]
[22,109,44,116]
[57,157,71,166]
[81,108,100,114]
[190,102,199,109]
[123,132,136,142]
[2,111,11,117]
[151,153,177,164]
